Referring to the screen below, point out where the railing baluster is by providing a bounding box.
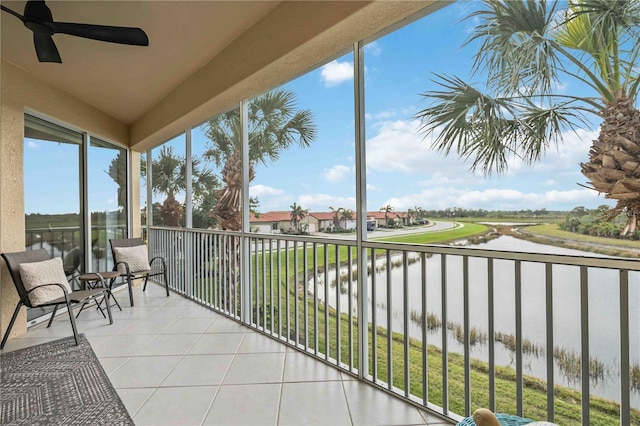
[619,270,630,426]
[421,251,428,406]
[371,248,378,383]
[270,238,275,335]
[294,241,299,346]
[336,244,341,366]
[324,243,329,361]
[387,249,393,391]
[488,258,495,412]
[515,260,523,416]
[286,241,291,342]
[313,242,319,355]
[441,253,448,415]
[545,262,554,422]
[304,241,309,350]
[348,246,354,370]
[262,237,267,330]
[580,266,590,425]
[277,239,282,338]
[463,255,470,416]
[403,251,410,398]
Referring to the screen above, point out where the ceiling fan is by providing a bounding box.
[1,0,148,63]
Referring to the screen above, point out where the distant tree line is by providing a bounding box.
[420,207,564,219]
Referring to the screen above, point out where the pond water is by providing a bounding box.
[311,236,640,407]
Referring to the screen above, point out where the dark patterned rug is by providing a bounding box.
[1,334,134,425]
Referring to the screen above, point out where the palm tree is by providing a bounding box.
[380,204,394,227]
[416,0,640,234]
[151,146,185,226]
[290,202,308,234]
[328,206,344,230]
[148,146,218,227]
[188,160,221,229]
[203,89,317,231]
[341,208,354,230]
[203,89,316,313]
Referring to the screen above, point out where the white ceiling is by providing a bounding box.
[1,1,280,124]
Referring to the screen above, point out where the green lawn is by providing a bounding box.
[373,222,489,244]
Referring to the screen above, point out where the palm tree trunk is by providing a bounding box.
[211,151,256,313]
[581,97,640,235]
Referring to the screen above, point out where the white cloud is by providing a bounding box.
[383,187,610,211]
[323,165,351,183]
[250,184,284,197]
[250,184,289,211]
[366,183,379,191]
[366,117,597,180]
[364,41,381,56]
[298,193,356,211]
[366,119,470,175]
[27,141,39,149]
[320,60,353,87]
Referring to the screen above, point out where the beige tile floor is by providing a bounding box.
[1,283,454,426]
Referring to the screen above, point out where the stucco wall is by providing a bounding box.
[0,60,129,340]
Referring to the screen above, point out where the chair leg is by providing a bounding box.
[75,301,93,318]
[142,274,149,291]
[81,297,106,319]
[66,301,80,346]
[1,303,23,349]
[127,275,134,306]
[163,269,170,297]
[103,290,113,325]
[107,278,123,311]
[48,304,60,327]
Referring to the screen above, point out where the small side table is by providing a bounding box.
[77,271,123,316]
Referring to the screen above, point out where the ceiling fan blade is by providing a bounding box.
[33,33,61,63]
[52,22,149,46]
[0,5,25,22]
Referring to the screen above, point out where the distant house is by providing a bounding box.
[249,211,318,234]
[367,211,409,227]
[250,210,413,234]
[306,212,352,232]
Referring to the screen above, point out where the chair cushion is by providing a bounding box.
[113,245,151,274]
[19,257,73,306]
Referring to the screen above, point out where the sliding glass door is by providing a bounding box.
[23,115,129,324]
[88,137,128,272]
[24,115,84,323]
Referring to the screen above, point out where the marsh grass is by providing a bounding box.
[494,331,544,358]
[553,346,609,385]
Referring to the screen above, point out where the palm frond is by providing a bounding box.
[465,0,562,96]
[416,74,583,175]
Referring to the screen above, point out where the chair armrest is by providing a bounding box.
[114,260,131,276]
[22,283,71,305]
[149,256,166,270]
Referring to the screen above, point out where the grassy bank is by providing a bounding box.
[506,223,640,258]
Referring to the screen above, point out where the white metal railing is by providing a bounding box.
[148,226,640,425]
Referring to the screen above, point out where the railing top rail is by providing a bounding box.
[364,241,640,271]
[149,227,640,271]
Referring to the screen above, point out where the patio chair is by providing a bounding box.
[109,237,169,307]
[0,249,113,350]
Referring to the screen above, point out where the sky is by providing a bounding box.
[26,1,617,216]
[220,1,613,214]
